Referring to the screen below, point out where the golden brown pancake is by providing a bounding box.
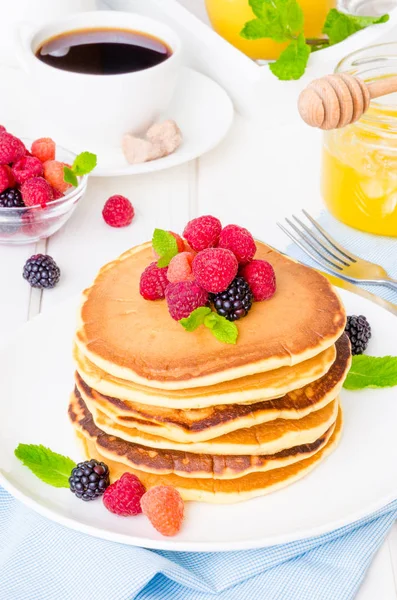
[75,241,346,390]
[76,334,351,443]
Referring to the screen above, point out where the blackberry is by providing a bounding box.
[69,459,110,501]
[211,276,253,321]
[23,254,61,289]
[0,188,24,208]
[0,188,25,236]
[345,315,371,355]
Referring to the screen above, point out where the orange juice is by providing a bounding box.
[205,0,335,60]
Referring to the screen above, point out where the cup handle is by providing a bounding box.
[14,21,34,73]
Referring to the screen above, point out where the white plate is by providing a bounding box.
[0,65,234,177]
[1,289,397,552]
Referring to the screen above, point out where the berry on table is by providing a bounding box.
[103,473,146,516]
[0,187,24,208]
[211,276,253,321]
[345,315,371,355]
[0,166,15,193]
[0,132,26,164]
[12,156,43,184]
[140,262,169,300]
[192,247,238,293]
[141,485,184,536]
[165,280,208,320]
[183,215,222,252]
[23,254,61,289]
[43,160,71,194]
[102,195,135,227]
[167,251,195,283]
[21,177,53,208]
[69,459,110,501]
[240,259,276,301]
[31,137,56,163]
[218,224,256,265]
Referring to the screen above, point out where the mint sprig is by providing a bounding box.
[323,10,389,45]
[343,355,397,390]
[152,229,179,267]
[15,444,75,488]
[63,151,97,188]
[180,307,238,344]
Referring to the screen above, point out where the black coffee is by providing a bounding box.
[35,28,172,75]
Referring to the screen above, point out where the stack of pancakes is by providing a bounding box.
[69,241,350,503]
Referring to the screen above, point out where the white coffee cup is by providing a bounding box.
[16,11,182,147]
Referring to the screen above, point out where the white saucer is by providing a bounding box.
[0,65,234,177]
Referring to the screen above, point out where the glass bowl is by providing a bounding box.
[0,143,88,245]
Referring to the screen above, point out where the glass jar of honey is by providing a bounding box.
[322,43,397,237]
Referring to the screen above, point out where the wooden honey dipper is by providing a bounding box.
[298,73,397,130]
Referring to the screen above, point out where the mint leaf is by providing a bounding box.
[15,444,75,488]
[249,0,266,19]
[152,229,179,267]
[71,151,97,176]
[63,166,78,187]
[269,33,310,80]
[241,18,272,40]
[323,9,389,45]
[180,307,211,331]
[204,313,238,344]
[343,355,397,390]
[243,0,304,42]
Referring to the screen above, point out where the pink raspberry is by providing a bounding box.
[43,160,71,194]
[240,260,276,301]
[0,132,26,164]
[141,485,184,537]
[102,195,134,228]
[165,280,208,320]
[21,177,53,208]
[218,224,256,265]
[31,137,56,163]
[103,473,146,516]
[0,165,15,193]
[12,156,43,184]
[0,126,6,134]
[192,248,238,293]
[183,215,222,252]
[140,262,169,300]
[167,252,195,283]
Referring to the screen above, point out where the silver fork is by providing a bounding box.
[278,210,397,292]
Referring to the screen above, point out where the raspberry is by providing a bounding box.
[141,485,184,537]
[43,160,71,194]
[240,259,276,301]
[31,137,56,163]
[102,195,134,227]
[0,126,6,134]
[140,262,169,300]
[165,280,208,320]
[167,252,195,283]
[192,248,238,293]
[103,473,145,516]
[0,165,15,193]
[21,177,53,208]
[218,224,256,265]
[12,156,43,184]
[0,132,25,164]
[183,215,222,252]
[51,186,64,200]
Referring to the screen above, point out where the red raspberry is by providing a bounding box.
[103,473,146,516]
[0,165,15,193]
[165,280,208,320]
[0,126,6,134]
[240,260,276,301]
[167,251,195,283]
[12,156,43,184]
[183,215,222,252]
[141,485,184,536]
[218,224,256,265]
[21,177,53,208]
[0,132,26,164]
[102,195,134,227]
[31,137,56,163]
[51,186,64,200]
[192,248,238,293]
[43,160,71,194]
[140,262,169,300]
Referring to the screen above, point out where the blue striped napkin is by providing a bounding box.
[1,212,396,600]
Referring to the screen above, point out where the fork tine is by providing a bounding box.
[302,210,357,263]
[284,219,343,271]
[277,224,343,274]
[292,215,350,267]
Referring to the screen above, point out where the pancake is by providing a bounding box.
[76,334,351,443]
[69,390,336,479]
[75,241,346,390]
[74,343,337,409]
[75,405,343,503]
